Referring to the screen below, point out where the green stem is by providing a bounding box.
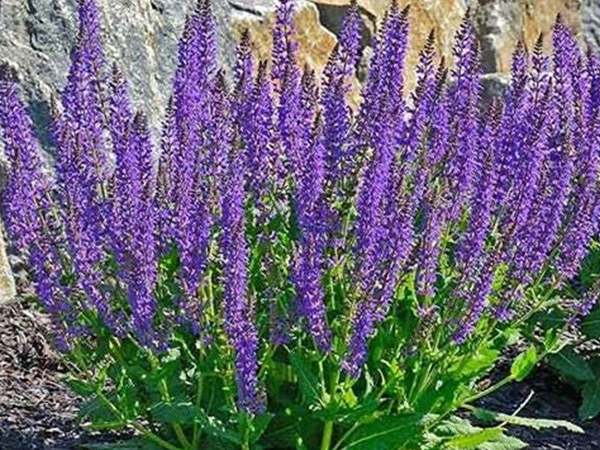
[242,420,251,450]
[131,422,185,450]
[321,368,340,450]
[462,375,513,406]
[463,343,557,407]
[401,322,568,449]
[207,271,215,319]
[332,423,358,450]
[173,424,192,450]
[410,361,435,404]
[321,421,334,450]
[192,373,204,448]
[258,346,277,379]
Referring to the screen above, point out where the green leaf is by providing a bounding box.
[315,396,379,425]
[150,402,242,444]
[473,408,584,433]
[295,437,310,450]
[416,380,462,414]
[65,377,96,397]
[532,306,566,330]
[454,349,500,380]
[492,264,509,291]
[203,435,239,450]
[263,407,321,449]
[579,378,600,420]
[548,348,595,381]
[582,308,600,339]
[477,435,527,450]
[433,416,477,436]
[431,417,526,450]
[579,240,600,289]
[79,395,124,426]
[445,428,503,449]
[510,346,537,382]
[199,414,243,445]
[341,414,425,450]
[335,397,380,424]
[543,328,569,355]
[150,401,202,424]
[289,352,321,405]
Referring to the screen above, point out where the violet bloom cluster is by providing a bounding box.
[52,0,112,326]
[167,0,216,332]
[0,65,72,345]
[221,134,262,413]
[3,0,600,411]
[322,0,362,192]
[291,70,332,353]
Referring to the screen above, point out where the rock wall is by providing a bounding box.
[583,0,600,51]
[0,0,587,132]
[0,0,589,135]
[0,0,594,301]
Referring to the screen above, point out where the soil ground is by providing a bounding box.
[1,299,599,450]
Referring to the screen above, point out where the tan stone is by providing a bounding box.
[231,0,582,100]
[311,0,582,93]
[232,1,338,78]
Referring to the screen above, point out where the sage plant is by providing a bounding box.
[1,1,598,449]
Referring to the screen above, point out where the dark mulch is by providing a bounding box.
[1,299,600,450]
[0,300,122,450]
[477,363,600,449]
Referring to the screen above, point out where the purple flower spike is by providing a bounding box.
[244,61,276,201]
[222,144,261,413]
[53,101,111,324]
[128,114,158,339]
[343,1,413,378]
[445,11,481,219]
[62,0,109,186]
[453,263,494,344]
[322,0,362,187]
[170,0,217,328]
[416,194,446,299]
[109,107,158,345]
[272,0,299,95]
[456,103,500,281]
[0,64,68,321]
[156,98,178,247]
[405,31,438,159]
[292,114,332,353]
[273,0,303,183]
[108,64,134,165]
[233,29,256,128]
[554,50,600,281]
[355,2,410,151]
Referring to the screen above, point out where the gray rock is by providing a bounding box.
[582,0,600,51]
[0,0,337,135]
[473,0,524,74]
[481,72,511,103]
[0,0,239,134]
